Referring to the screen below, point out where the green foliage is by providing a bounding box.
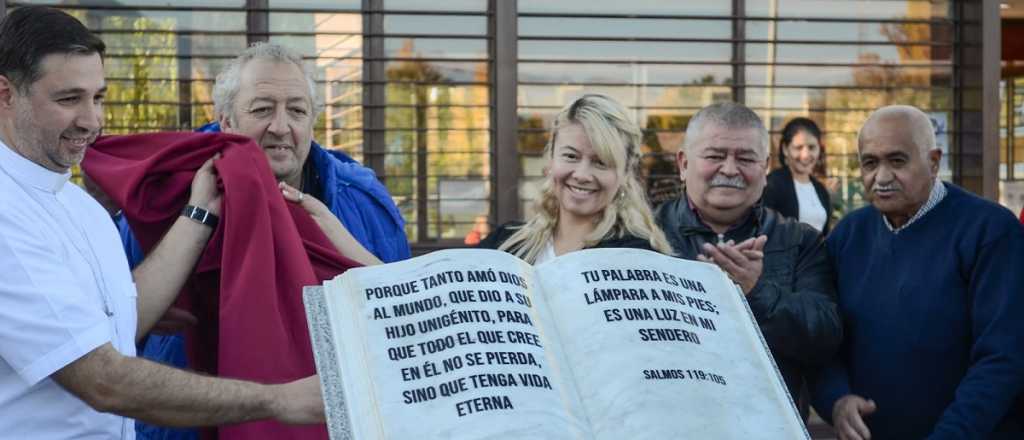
[100,16,180,134]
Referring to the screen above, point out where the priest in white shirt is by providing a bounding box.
[0,6,324,439]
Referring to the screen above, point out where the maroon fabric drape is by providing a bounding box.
[83,132,358,440]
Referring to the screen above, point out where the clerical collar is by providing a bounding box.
[882,177,946,234]
[0,138,71,193]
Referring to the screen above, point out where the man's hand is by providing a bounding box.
[697,235,768,295]
[55,343,326,427]
[189,153,223,215]
[279,181,332,226]
[279,181,382,266]
[832,394,877,440]
[269,375,325,424]
[134,153,222,340]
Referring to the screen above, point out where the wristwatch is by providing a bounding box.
[181,205,219,229]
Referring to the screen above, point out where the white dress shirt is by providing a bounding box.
[0,139,138,439]
[794,179,827,232]
[883,177,948,234]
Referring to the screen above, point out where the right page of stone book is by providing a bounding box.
[534,248,810,440]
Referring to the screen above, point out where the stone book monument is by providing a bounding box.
[304,248,809,439]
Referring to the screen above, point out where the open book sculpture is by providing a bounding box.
[304,248,809,439]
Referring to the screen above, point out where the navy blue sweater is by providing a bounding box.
[813,183,1024,439]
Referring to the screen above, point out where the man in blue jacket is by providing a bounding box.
[128,42,409,440]
[813,105,1024,439]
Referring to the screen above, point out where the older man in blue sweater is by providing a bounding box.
[813,105,1024,439]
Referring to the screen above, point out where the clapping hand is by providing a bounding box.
[696,235,768,295]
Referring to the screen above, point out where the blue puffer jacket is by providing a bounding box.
[304,138,410,262]
[129,124,409,440]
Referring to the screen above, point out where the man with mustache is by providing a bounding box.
[0,6,324,439]
[812,105,1024,440]
[655,102,841,419]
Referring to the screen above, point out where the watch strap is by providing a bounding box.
[181,205,219,228]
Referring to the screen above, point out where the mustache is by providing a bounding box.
[709,174,747,189]
[872,182,901,192]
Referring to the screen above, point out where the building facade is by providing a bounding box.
[2,0,1001,252]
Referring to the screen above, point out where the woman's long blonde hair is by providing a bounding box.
[498,94,672,263]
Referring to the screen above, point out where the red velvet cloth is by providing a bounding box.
[82,132,358,440]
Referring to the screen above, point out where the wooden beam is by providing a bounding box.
[492,0,519,225]
[984,0,1001,200]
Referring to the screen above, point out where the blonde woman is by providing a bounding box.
[479,94,672,263]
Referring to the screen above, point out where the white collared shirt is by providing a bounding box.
[794,179,827,232]
[883,177,948,234]
[0,139,138,439]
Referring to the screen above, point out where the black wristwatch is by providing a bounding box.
[182,205,219,229]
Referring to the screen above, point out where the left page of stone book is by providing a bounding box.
[305,248,593,440]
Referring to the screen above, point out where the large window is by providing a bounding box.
[516,2,733,213]
[49,3,248,134]
[268,2,364,160]
[515,0,959,219]
[371,1,491,244]
[749,0,957,214]
[999,77,1024,214]
[6,0,990,251]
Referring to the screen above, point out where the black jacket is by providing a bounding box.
[654,195,842,414]
[478,222,655,254]
[763,166,832,234]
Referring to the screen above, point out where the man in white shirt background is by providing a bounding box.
[0,6,323,438]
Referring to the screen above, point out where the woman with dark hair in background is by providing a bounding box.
[764,117,832,234]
